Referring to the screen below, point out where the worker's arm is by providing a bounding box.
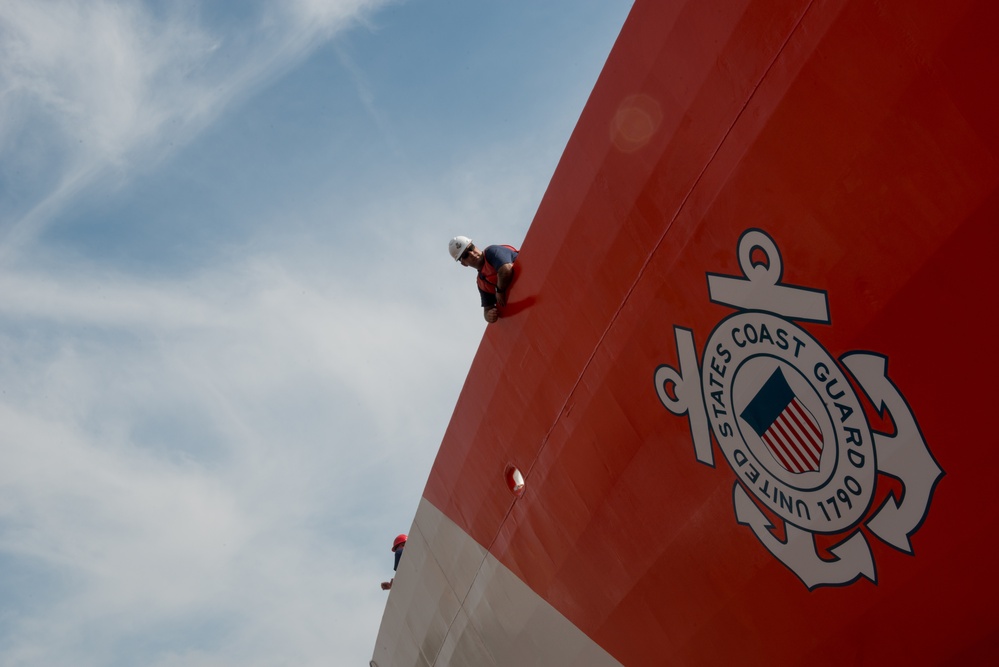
[479,285,500,323]
[494,263,514,307]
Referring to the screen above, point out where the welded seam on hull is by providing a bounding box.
[428,526,476,667]
[524,0,820,480]
[428,534,490,666]
[432,1,823,663]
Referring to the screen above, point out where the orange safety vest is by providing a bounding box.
[476,245,519,296]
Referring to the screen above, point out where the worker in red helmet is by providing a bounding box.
[380,534,408,591]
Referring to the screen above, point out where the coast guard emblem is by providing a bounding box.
[654,229,943,589]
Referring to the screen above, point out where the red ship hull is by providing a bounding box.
[373,0,999,664]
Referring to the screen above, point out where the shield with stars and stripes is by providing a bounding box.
[740,367,824,473]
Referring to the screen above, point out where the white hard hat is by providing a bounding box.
[449,236,473,262]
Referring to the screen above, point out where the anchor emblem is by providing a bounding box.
[654,229,943,589]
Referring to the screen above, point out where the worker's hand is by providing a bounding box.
[381,581,392,590]
[484,307,499,323]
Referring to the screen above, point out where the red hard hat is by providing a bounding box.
[392,534,408,552]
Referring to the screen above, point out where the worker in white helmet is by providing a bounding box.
[448,236,519,323]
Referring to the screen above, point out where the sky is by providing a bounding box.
[0,1,632,665]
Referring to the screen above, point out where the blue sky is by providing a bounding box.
[0,1,631,664]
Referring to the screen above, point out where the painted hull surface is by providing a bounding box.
[372,0,999,665]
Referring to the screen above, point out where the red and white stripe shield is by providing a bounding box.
[740,368,824,473]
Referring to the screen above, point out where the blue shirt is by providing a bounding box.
[478,245,519,307]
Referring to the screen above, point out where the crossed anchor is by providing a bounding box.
[654,229,944,589]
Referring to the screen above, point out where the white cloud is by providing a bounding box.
[288,0,394,33]
[0,39,552,667]
[0,0,392,256]
[0,2,211,161]
[0,251,447,665]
